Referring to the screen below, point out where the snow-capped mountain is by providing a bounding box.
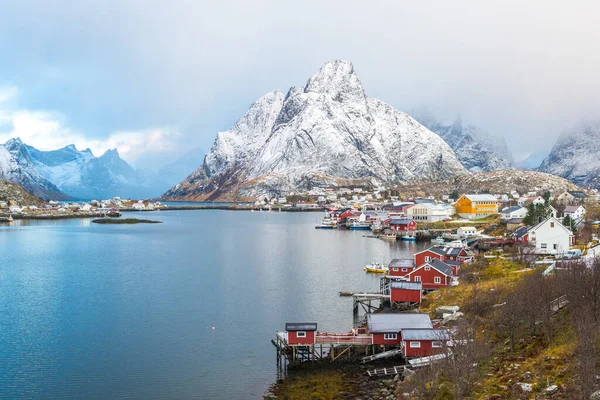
[162,60,467,201]
[0,138,66,199]
[0,138,164,200]
[410,109,513,173]
[538,120,600,189]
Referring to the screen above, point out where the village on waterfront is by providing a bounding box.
[264,187,600,399]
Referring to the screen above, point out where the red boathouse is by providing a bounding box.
[285,322,317,345]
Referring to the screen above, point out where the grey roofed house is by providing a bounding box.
[388,259,416,269]
[390,281,422,291]
[415,198,436,204]
[512,225,531,239]
[506,218,524,224]
[567,190,587,199]
[427,258,454,276]
[501,205,523,213]
[444,260,461,267]
[367,313,432,333]
[401,328,450,341]
[428,246,464,257]
[285,323,317,331]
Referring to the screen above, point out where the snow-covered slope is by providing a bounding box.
[163,60,467,201]
[411,109,513,173]
[538,120,600,188]
[0,139,66,199]
[0,138,164,200]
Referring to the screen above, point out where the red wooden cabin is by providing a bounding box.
[405,259,455,289]
[285,322,317,345]
[388,219,417,232]
[390,281,422,303]
[388,259,416,277]
[401,328,450,357]
[367,313,432,346]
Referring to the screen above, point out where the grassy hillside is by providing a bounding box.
[0,179,44,206]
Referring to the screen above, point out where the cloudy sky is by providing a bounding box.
[1,0,598,168]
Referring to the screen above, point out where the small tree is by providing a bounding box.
[562,215,576,233]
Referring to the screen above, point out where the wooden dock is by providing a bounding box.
[366,365,407,377]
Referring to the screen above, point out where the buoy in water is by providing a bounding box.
[212,327,215,330]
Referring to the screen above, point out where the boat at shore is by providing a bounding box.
[315,212,338,229]
[380,232,397,240]
[401,233,416,241]
[431,236,445,244]
[8,215,13,223]
[363,261,388,273]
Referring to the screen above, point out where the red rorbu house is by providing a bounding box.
[388,218,417,232]
[405,259,457,289]
[414,246,473,268]
[285,322,317,345]
[390,281,423,304]
[401,328,450,358]
[367,313,433,346]
[387,258,416,277]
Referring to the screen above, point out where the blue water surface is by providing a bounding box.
[0,211,425,399]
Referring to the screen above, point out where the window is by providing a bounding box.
[296,331,306,338]
[393,268,398,272]
[424,266,431,271]
[414,276,421,282]
[434,276,441,284]
[409,341,421,348]
[553,244,558,250]
[384,333,397,340]
[401,268,407,272]
[541,243,547,249]
[425,256,431,262]
[550,222,555,228]
[432,341,442,348]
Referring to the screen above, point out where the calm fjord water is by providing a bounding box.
[0,211,425,399]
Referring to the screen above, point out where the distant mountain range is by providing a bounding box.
[538,120,600,189]
[410,108,514,173]
[0,138,203,200]
[162,60,468,201]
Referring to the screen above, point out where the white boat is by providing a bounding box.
[364,260,388,273]
[380,232,397,240]
[315,212,338,229]
[431,236,445,244]
[8,215,13,223]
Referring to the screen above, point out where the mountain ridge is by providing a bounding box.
[162,60,468,201]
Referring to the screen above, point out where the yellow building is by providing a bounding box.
[454,194,498,219]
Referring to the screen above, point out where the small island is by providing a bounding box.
[92,218,162,224]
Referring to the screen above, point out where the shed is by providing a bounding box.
[285,322,317,345]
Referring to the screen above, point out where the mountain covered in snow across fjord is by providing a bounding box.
[162,60,468,201]
[410,109,514,173]
[0,138,169,200]
[538,120,600,189]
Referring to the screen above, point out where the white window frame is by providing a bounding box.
[434,276,441,284]
[409,341,421,348]
[541,243,547,249]
[425,256,431,262]
[432,341,442,348]
[424,266,431,271]
[296,331,306,338]
[383,333,397,340]
[401,268,407,272]
[414,276,421,282]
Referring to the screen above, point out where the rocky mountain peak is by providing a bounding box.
[162,60,467,201]
[303,60,366,106]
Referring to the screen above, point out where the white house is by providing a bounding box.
[80,203,92,211]
[556,190,587,205]
[500,206,527,220]
[563,205,585,220]
[518,196,545,207]
[131,202,146,210]
[405,203,454,223]
[8,205,22,213]
[527,217,573,255]
[457,226,477,237]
